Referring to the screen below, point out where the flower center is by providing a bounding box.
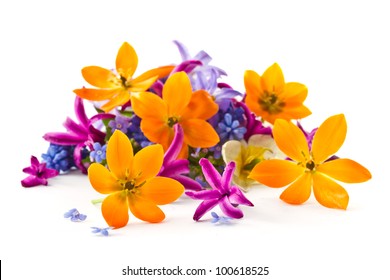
[259,92,285,114]
[167,116,179,127]
[124,181,135,190]
[305,160,316,171]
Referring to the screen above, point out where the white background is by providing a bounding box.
[1,0,389,279]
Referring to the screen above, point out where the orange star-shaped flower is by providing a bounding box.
[249,114,371,209]
[244,63,311,124]
[130,71,219,157]
[74,42,174,112]
[88,130,184,228]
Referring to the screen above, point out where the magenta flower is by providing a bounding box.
[186,159,254,221]
[238,100,272,141]
[158,124,202,191]
[297,121,318,149]
[21,156,59,187]
[43,97,114,173]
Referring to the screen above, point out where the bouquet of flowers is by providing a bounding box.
[21,41,372,229]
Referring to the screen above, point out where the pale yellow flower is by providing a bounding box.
[222,134,284,191]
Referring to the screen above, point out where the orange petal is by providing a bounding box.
[280,82,308,102]
[132,65,175,83]
[100,90,130,112]
[88,163,122,194]
[116,42,138,78]
[106,130,133,180]
[181,90,219,120]
[131,91,167,119]
[249,159,304,187]
[130,75,159,92]
[311,114,347,163]
[317,158,372,183]
[244,70,264,117]
[277,104,312,121]
[73,88,118,101]
[245,95,264,118]
[273,119,310,162]
[244,70,263,97]
[181,119,219,148]
[162,72,192,116]
[261,63,285,94]
[131,144,164,184]
[81,66,117,88]
[312,172,349,209]
[128,194,165,223]
[280,173,312,204]
[102,191,129,228]
[141,176,184,205]
[140,118,173,151]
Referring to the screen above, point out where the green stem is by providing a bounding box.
[91,198,104,205]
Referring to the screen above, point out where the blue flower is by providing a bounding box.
[90,142,107,163]
[42,144,75,172]
[217,113,247,143]
[127,115,153,148]
[211,212,232,224]
[91,227,112,236]
[64,208,87,222]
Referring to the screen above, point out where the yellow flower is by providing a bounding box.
[244,63,311,124]
[130,71,219,157]
[88,130,184,228]
[249,114,372,209]
[222,134,284,190]
[74,42,174,112]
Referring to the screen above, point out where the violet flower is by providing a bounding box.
[43,97,114,173]
[186,159,254,221]
[172,40,226,92]
[21,156,59,187]
[158,124,202,191]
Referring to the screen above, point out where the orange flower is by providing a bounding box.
[130,71,219,156]
[88,130,184,228]
[74,42,174,112]
[249,114,371,209]
[244,63,311,124]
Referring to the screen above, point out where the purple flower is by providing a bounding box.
[21,156,59,187]
[108,115,131,133]
[212,87,244,111]
[43,97,114,173]
[186,159,254,221]
[64,208,87,222]
[158,124,202,191]
[90,142,107,163]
